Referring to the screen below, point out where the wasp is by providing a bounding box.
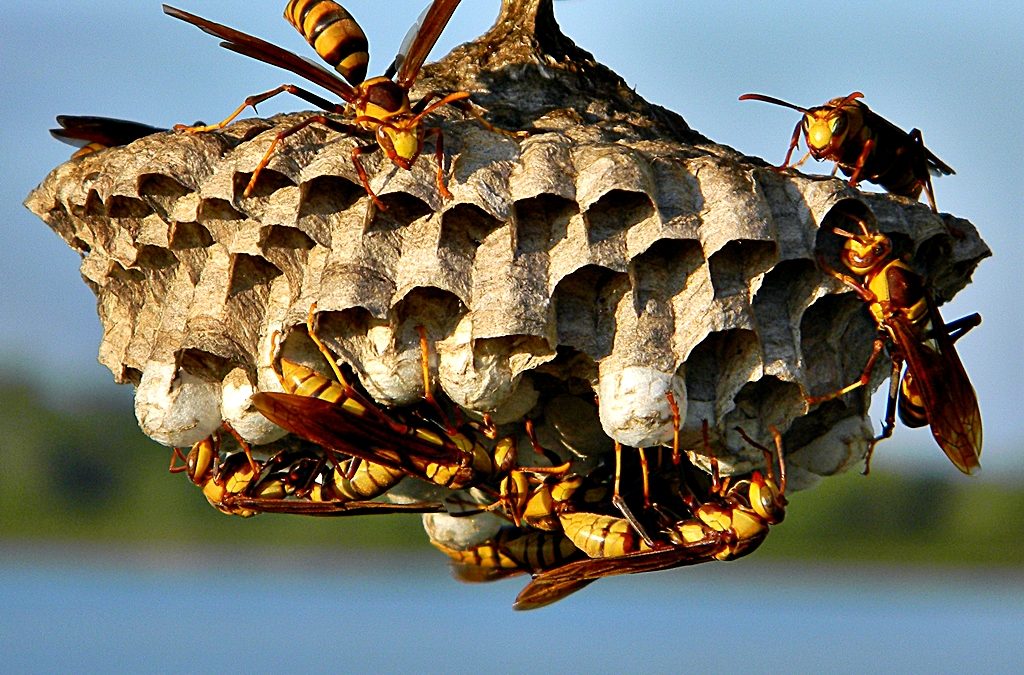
[170,429,445,517]
[50,115,164,159]
[250,306,517,491]
[431,528,583,583]
[164,1,520,208]
[512,426,788,610]
[805,213,982,474]
[739,92,954,212]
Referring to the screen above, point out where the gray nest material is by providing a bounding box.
[25,0,989,490]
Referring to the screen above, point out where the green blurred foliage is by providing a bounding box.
[2,373,1020,568]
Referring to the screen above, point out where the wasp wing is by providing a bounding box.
[224,495,444,516]
[50,115,164,148]
[513,535,726,610]
[889,300,982,474]
[162,5,357,104]
[251,391,465,478]
[924,147,955,177]
[393,0,461,88]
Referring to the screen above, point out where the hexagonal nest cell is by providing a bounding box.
[27,0,988,497]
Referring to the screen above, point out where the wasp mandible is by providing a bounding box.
[805,213,982,474]
[739,92,954,212]
[164,1,522,208]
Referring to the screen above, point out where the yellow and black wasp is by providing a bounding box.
[805,211,982,474]
[739,92,954,212]
[250,304,517,492]
[170,426,446,517]
[164,1,519,208]
[512,425,788,610]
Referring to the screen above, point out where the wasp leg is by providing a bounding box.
[243,114,361,197]
[169,446,190,473]
[302,302,391,446]
[806,335,888,406]
[908,128,940,213]
[666,391,682,466]
[350,142,387,211]
[176,84,341,133]
[424,126,453,200]
[613,440,623,499]
[524,419,569,468]
[430,94,530,140]
[847,137,875,188]
[222,423,260,478]
[776,119,805,170]
[863,357,904,475]
[638,447,651,509]
[611,494,656,548]
[414,325,458,434]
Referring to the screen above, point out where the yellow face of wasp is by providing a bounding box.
[841,233,892,275]
[378,125,423,166]
[805,110,848,156]
[748,475,786,524]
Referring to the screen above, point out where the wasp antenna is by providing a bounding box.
[831,227,857,239]
[738,93,811,114]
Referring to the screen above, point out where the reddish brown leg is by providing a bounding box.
[168,446,189,473]
[847,138,875,188]
[242,114,360,198]
[776,120,804,170]
[416,326,456,434]
[351,143,387,210]
[425,127,453,200]
[805,335,888,406]
[613,441,623,500]
[638,447,651,509]
[666,391,682,465]
[222,423,260,479]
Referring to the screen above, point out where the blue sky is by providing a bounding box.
[3,1,1021,477]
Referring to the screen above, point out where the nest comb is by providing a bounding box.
[25,0,989,489]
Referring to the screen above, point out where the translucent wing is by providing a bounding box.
[251,392,466,479]
[513,534,726,610]
[394,0,461,88]
[889,301,982,474]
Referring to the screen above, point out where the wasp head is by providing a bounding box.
[747,471,787,524]
[802,93,864,159]
[187,435,219,485]
[840,231,893,275]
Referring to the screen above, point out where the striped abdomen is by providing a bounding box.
[285,0,369,85]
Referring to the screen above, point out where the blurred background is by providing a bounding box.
[2,1,1022,671]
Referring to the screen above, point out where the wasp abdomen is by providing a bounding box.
[285,0,369,85]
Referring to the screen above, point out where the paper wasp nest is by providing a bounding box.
[26,0,988,490]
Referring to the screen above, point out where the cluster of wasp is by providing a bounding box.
[50,0,982,608]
